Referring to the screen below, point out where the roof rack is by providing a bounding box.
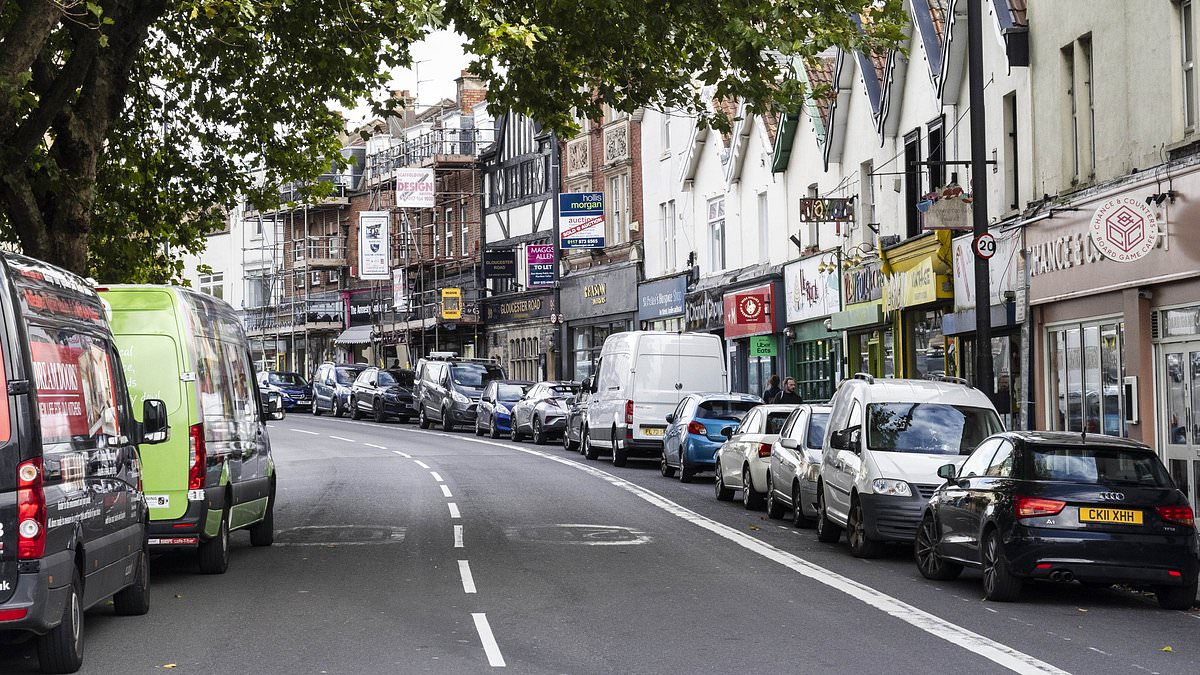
[925,374,969,386]
[852,372,875,384]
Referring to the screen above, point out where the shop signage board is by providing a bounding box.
[637,275,688,322]
[559,192,606,249]
[561,264,639,322]
[483,249,517,279]
[953,229,1020,312]
[349,296,388,327]
[841,261,883,306]
[784,256,839,324]
[526,243,556,287]
[441,288,463,320]
[798,198,855,222]
[684,288,724,332]
[357,211,390,280]
[723,283,776,338]
[1088,197,1160,263]
[749,335,777,357]
[922,185,973,231]
[395,168,435,208]
[484,292,555,324]
[884,258,946,313]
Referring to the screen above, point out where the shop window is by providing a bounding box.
[907,309,945,379]
[571,320,632,380]
[794,339,834,402]
[1047,321,1125,436]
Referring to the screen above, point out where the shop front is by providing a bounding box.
[723,280,783,396]
[783,254,841,401]
[484,290,558,381]
[830,260,889,378]
[637,273,688,332]
[880,231,954,379]
[1025,173,1200,505]
[561,263,640,380]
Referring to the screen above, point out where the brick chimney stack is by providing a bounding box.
[456,70,487,114]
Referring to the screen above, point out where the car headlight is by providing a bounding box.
[496,404,510,415]
[871,478,912,497]
[451,390,469,404]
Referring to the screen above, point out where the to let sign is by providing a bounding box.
[526,244,556,287]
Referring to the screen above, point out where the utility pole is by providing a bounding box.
[550,133,564,381]
[968,0,994,399]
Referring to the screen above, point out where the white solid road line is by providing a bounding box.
[448,502,461,519]
[458,560,477,593]
[391,451,412,459]
[290,428,319,435]
[430,471,444,482]
[406,429,1069,675]
[414,460,431,469]
[329,435,355,442]
[441,484,453,498]
[454,524,464,548]
[365,443,386,449]
[472,613,506,668]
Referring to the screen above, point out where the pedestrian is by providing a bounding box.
[761,374,781,403]
[774,377,804,404]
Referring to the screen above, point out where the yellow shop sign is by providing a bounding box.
[883,258,948,312]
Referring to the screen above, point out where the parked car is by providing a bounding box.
[817,374,1003,558]
[582,331,726,466]
[415,356,505,431]
[257,370,312,411]
[564,387,590,452]
[766,405,832,527]
[101,285,284,575]
[511,381,580,444]
[661,393,762,483]
[713,403,796,507]
[312,362,369,417]
[475,380,532,438]
[915,431,1199,609]
[349,367,416,422]
[1,255,168,674]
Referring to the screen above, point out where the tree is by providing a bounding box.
[0,0,904,279]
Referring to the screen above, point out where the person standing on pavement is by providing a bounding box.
[774,377,804,404]
[761,374,781,403]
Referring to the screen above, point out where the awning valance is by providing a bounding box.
[334,325,373,345]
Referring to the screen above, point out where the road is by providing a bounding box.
[3,413,1198,674]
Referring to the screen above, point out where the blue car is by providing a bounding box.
[258,370,313,411]
[661,392,763,482]
[476,379,532,438]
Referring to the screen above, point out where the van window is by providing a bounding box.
[195,333,238,448]
[865,403,1003,455]
[451,363,504,387]
[29,326,122,447]
[118,335,183,414]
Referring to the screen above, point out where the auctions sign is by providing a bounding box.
[559,192,605,249]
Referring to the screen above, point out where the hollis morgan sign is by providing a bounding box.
[559,192,605,249]
[358,211,390,280]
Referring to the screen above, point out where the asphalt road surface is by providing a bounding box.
[4,413,1199,674]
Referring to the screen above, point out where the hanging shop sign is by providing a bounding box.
[684,288,725,332]
[723,283,777,339]
[483,248,517,279]
[921,184,973,231]
[798,197,855,222]
[526,243,556,287]
[749,335,777,357]
[559,192,606,249]
[884,258,949,313]
[1088,196,1160,263]
[395,168,435,208]
[441,288,463,320]
[784,256,838,324]
[637,275,688,322]
[484,292,555,324]
[842,260,883,306]
[357,211,390,280]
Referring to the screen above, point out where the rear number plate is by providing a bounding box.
[641,426,665,437]
[1079,507,1143,525]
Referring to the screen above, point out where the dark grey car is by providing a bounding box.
[415,358,506,432]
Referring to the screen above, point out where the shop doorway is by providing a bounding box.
[1161,344,1200,508]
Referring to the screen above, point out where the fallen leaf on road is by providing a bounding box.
[174,594,182,599]
[748,525,760,531]
[1076,608,1088,613]
[163,664,177,669]
[1162,646,1174,652]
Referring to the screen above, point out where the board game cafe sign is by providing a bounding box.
[1029,197,1162,277]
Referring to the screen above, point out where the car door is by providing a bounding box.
[721,409,757,488]
[826,401,862,521]
[966,440,1016,555]
[662,396,688,466]
[773,409,804,499]
[479,381,496,427]
[938,439,1001,560]
[519,384,543,432]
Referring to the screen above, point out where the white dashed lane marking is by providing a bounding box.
[454,525,464,548]
[458,560,477,594]
[472,613,506,667]
[414,460,431,469]
[290,428,319,435]
[329,435,354,442]
[365,443,386,449]
[391,451,412,459]
[448,503,461,519]
[430,472,444,482]
[441,485,453,498]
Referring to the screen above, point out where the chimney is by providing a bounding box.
[456,70,487,114]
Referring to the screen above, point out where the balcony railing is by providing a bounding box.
[241,298,345,333]
[287,235,347,269]
[365,127,495,180]
[277,173,352,206]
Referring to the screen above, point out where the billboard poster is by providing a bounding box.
[441,288,463,320]
[559,192,605,249]
[526,243,556,287]
[358,211,390,280]
[483,248,517,279]
[31,338,119,444]
[395,168,435,208]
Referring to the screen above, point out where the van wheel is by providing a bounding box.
[37,571,83,674]
[765,474,785,519]
[714,463,734,501]
[816,487,842,543]
[312,398,322,416]
[350,397,363,420]
[113,548,151,616]
[373,401,387,423]
[611,429,628,467]
[198,510,230,574]
[418,408,430,429]
[791,482,813,528]
[742,468,764,510]
[250,488,275,547]
[583,429,600,460]
[848,499,885,558]
[442,407,455,432]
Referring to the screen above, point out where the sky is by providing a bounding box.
[345,30,473,126]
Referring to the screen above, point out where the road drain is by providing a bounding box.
[275,525,407,546]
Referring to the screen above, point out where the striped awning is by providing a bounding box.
[334,325,373,345]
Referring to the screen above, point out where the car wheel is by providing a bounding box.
[374,401,388,423]
[981,529,1022,602]
[915,512,962,580]
[678,454,694,483]
[659,455,676,477]
[312,398,322,416]
[249,486,275,547]
[198,509,231,575]
[848,499,885,558]
[765,474,785,519]
[1156,580,1198,610]
[350,397,363,420]
[112,547,150,616]
[442,407,455,432]
[418,407,430,429]
[36,571,83,674]
[791,482,813,528]
[816,487,842,543]
[583,429,600,460]
[489,418,501,439]
[332,398,345,418]
[611,430,628,467]
[742,467,765,510]
[564,426,578,452]
[714,462,734,501]
[532,417,546,445]
[474,417,484,436]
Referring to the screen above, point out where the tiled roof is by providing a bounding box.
[870,52,888,87]
[1009,0,1027,26]
[804,57,837,132]
[929,0,949,41]
[714,97,740,147]
[762,108,780,146]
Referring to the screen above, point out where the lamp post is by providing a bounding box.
[968,0,995,398]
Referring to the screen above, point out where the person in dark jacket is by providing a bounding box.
[761,374,781,403]
[774,377,804,404]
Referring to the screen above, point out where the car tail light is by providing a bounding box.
[17,458,45,559]
[1157,505,1196,527]
[757,443,773,458]
[625,400,634,439]
[0,608,28,621]
[1014,496,1065,519]
[188,423,206,491]
[687,421,707,436]
[1169,569,1184,578]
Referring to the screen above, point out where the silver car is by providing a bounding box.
[511,381,580,444]
[765,404,832,527]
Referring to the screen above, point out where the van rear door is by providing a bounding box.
[0,302,16,602]
[630,336,727,440]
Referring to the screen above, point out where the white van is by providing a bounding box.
[817,375,1003,558]
[581,331,726,466]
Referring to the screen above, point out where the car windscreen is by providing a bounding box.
[866,403,1002,455]
[497,383,527,401]
[336,367,365,385]
[379,370,414,387]
[452,364,504,387]
[807,413,830,449]
[269,372,308,387]
[1029,445,1173,487]
[697,400,758,422]
[765,412,792,435]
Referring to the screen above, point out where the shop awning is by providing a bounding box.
[334,325,373,345]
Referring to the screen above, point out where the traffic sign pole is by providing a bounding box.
[968,0,994,400]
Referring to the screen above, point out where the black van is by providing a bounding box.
[0,254,168,673]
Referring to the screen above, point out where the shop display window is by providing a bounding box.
[1047,321,1125,436]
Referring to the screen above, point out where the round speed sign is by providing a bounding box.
[974,233,997,260]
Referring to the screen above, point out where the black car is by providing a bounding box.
[349,367,416,422]
[257,370,312,411]
[915,431,1199,609]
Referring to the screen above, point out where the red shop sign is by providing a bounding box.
[723,284,776,338]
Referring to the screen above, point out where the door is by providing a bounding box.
[1161,344,1200,507]
[662,397,689,466]
[772,409,805,501]
[938,439,1000,560]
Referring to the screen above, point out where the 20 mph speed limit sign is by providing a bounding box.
[974,233,997,260]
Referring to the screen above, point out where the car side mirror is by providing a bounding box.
[263,392,285,421]
[830,426,862,452]
[581,377,593,393]
[779,438,798,450]
[937,463,958,481]
[140,399,169,444]
[665,413,676,424]
[720,426,733,439]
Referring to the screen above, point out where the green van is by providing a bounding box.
[97,286,281,574]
